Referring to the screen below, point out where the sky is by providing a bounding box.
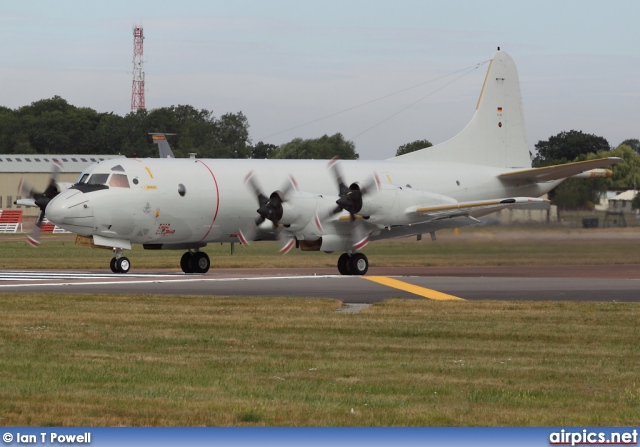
[1,0,639,159]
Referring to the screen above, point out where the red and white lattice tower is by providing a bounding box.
[131,25,145,111]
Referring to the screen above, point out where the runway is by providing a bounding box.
[0,265,639,303]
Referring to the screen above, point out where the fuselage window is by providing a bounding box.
[88,173,110,185]
[109,174,130,188]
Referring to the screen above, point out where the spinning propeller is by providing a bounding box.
[17,162,63,247]
[327,157,379,250]
[328,157,380,221]
[238,171,297,254]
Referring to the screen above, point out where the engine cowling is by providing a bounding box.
[359,185,457,225]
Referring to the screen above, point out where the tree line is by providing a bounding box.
[1,96,638,209]
[532,130,640,210]
[0,96,358,160]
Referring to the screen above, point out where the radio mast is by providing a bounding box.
[131,25,145,111]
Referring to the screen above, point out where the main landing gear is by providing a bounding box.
[180,250,211,274]
[337,252,369,276]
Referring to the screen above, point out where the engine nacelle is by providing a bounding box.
[360,185,457,225]
[279,194,337,239]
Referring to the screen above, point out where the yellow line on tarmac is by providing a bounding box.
[363,276,465,301]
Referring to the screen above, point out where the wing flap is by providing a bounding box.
[411,197,548,220]
[499,157,622,182]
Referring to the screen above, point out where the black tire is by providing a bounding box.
[337,253,351,275]
[110,257,118,273]
[116,257,131,274]
[180,252,194,274]
[193,252,210,274]
[349,253,368,276]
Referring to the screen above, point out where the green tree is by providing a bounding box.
[533,130,610,166]
[274,133,358,159]
[547,143,640,210]
[620,138,640,154]
[632,193,640,210]
[395,139,432,156]
[4,97,251,160]
[251,141,278,159]
[210,112,252,158]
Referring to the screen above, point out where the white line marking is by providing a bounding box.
[0,273,348,289]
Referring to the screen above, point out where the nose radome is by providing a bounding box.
[45,189,94,235]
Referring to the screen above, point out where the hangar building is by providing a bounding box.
[0,154,124,218]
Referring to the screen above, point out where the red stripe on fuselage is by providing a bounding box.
[196,160,220,241]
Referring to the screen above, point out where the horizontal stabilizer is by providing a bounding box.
[499,157,622,182]
[411,197,548,221]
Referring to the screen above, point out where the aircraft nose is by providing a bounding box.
[46,188,95,235]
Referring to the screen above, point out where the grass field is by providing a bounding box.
[1,226,639,426]
[2,226,640,270]
[1,294,639,426]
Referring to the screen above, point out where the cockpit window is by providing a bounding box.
[111,165,125,172]
[87,173,110,185]
[109,173,130,188]
[77,173,90,184]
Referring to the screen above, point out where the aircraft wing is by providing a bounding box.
[410,197,548,221]
[499,157,623,182]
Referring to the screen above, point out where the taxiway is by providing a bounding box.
[0,265,638,303]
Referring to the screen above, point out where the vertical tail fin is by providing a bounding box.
[150,133,176,158]
[393,49,531,169]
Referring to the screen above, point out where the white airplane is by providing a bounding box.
[28,49,620,274]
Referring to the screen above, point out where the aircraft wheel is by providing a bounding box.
[180,252,194,274]
[116,257,131,274]
[110,257,118,273]
[337,253,351,275]
[193,252,210,274]
[349,253,368,276]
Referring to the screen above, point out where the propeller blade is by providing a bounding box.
[245,171,269,209]
[359,172,381,195]
[237,222,258,248]
[20,161,64,248]
[278,232,296,255]
[27,229,41,248]
[28,210,46,248]
[18,178,34,197]
[328,157,350,196]
[351,219,370,251]
[279,175,298,201]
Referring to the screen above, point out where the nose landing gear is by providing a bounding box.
[110,250,131,274]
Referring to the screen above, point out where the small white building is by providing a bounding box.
[607,190,638,213]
